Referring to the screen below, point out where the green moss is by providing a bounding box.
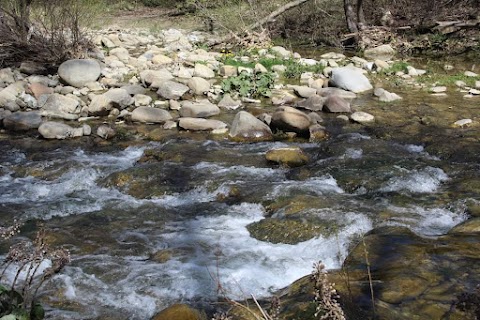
[381,61,409,75]
[417,72,480,87]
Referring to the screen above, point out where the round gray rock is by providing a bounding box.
[229,111,273,142]
[131,106,173,123]
[58,59,101,88]
[38,121,84,139]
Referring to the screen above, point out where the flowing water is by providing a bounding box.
[0,121,474,319]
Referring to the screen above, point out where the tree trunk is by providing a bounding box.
[344,0,358,33]
[357,0,366,28]
[249,0,311,30]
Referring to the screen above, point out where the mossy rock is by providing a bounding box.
[247,218,335,244]
[151,304,205,320]
[448,217,480,234]
[265,147,309,167]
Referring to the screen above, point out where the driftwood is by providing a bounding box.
[434,19,480,34]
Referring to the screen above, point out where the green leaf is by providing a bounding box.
[30,303,45,320]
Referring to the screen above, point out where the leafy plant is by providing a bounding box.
[221,71,275,98]
[380,61,409,75]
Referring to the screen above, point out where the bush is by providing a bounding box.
[0,0,102,68]
[221,71,275,98]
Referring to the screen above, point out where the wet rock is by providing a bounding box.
[271,106,311,135]
[364,44,395,61]
[351,111,375,123]
[187,77,210,95]
[157,81,189,100]
[229,111,273,142]
[151,303,204,320]
[266,147,309,167]
[448,218,480,234]
[3,111,42,131]
[296,95,326,111]
[40,93,81,120]
[179,100,220,118]
[131,106,173,124]
[309,124,328,142]
[58,59,101,88]
[323,95,351,113]
[247,218,332,244]
[330,67,373,93]
[38,121,84,139]
[374,88,402,102]
[178,117,227,131]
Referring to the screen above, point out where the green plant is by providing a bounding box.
[283,60,325,79]
[381,61,409,75]
[221,71,275,98]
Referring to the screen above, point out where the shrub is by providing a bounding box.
[0,0,102,68]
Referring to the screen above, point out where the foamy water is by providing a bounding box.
[0,139,470,319]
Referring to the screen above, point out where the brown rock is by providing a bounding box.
[151,304,204,320]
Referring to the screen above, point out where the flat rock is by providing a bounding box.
[218,93,241,110]
[374,88,402,102]
[131,106,172,123]
[187,77,211,95]
[58,59,101,88]
[317,87,357,100]
[290,85,317,98]
[266,147,309,167]
[178,117,227,131]
[351,111,375,123]
[296,95,326,111]
[193,64,215,79]
[103,88,134,109]
[179,100,220,118]
[38,121,84,139]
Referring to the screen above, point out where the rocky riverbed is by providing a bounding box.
[1,26,480,320]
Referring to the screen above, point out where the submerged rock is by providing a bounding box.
[151,303,204,320]
[265,147,309,167]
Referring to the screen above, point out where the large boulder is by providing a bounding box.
[131,106,172,123]
[179,100,220,118]
[3,111,42,131]
[157,81,190,100]
[40,94,81,120]
[178,117,227,131]
[58,59,101,88]
[330,67,373,93]
[229,111,273,142]
[271,106,311,135]
[38,121,86,139]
